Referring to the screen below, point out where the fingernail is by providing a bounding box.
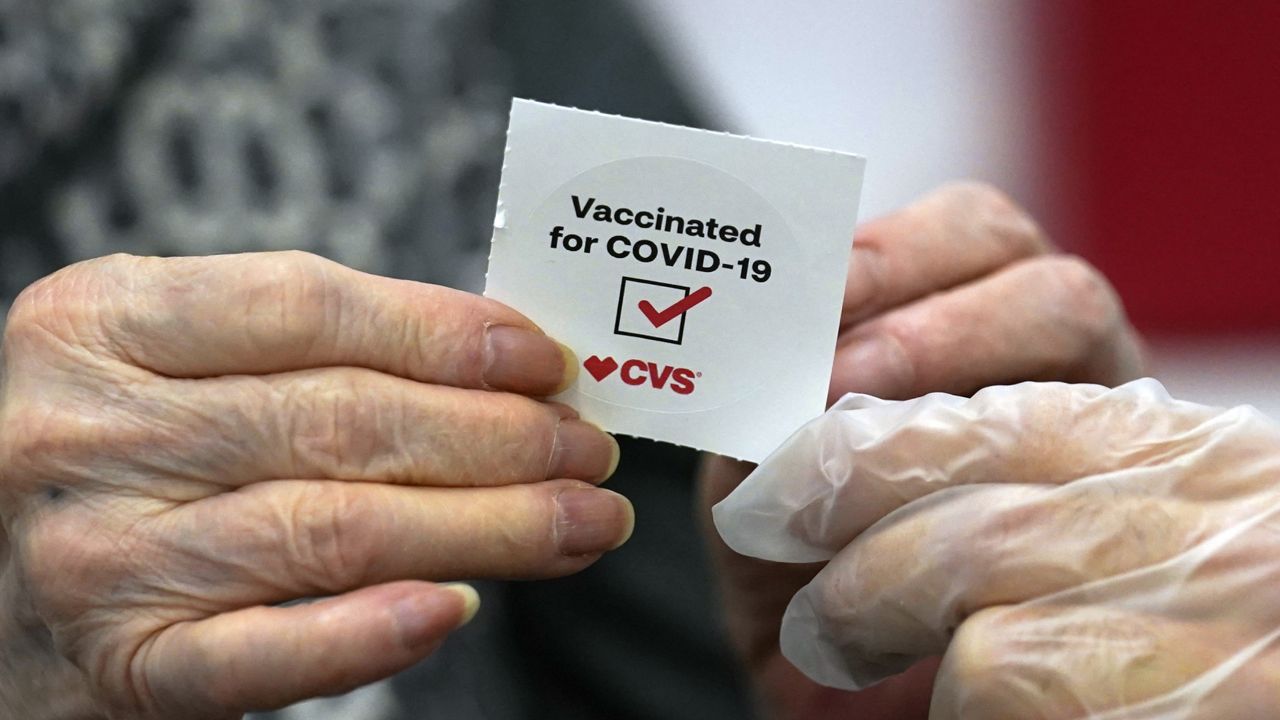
[553,487,635,556]
[829,333,914,404]
[440,583,481,627]
[554,342,578,393]
[392,584,479,650]
[549,420,620,482]
[483,326,575,395]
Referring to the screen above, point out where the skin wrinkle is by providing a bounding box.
[294,374,348,481]
[397,304,430,389]
[67,608,180,715]
[4,380,160,512]
[841,233,891,327]
[2,515,44,627]
[1029,257,1120,380]
[545,414,565,480]
[125,626,168,716]
[293,259,324,365]
[450,308,479,391]
[21,516,114,623]
[62,424,196,498]
[388,381,417,483]
[19,257,146,378]
[147,382,259,491]
[0,106,636,714]
[6,309,122,381]
[857,321,918,396]
[510,486,551,557]
[197,492,302,603]
[480,319,499,391]
[547,485,570,554]
[98,260,165,375]
[290,484,365,592]
[127,525,243,611]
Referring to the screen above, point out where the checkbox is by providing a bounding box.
[614,276,690,345]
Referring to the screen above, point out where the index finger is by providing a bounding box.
[713,380,1265,564]
[34,251,573,394]
[842,182,1051,326]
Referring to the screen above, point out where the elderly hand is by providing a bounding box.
[0,252,627,719]
[699,183,1145,719]
[716,380,1280,719]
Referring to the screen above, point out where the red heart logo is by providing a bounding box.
[583,355,619,382]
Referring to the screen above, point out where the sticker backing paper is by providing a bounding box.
[485,99,865,461]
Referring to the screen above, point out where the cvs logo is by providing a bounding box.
[583,355,697,395]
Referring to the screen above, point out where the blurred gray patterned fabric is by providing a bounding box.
[0,2,757,719]
[1,0,506,315]
[0,0,156,185]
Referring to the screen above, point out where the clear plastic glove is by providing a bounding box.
[715,379,1280,719]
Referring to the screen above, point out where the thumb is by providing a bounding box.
[932,605,1279,719]
[136,582,477,717]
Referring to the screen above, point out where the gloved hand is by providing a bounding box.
[716,379,1280,719]
[699,182,1144,720]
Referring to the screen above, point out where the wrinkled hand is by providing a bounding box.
[699,183,1144,719]
[0,252,627,719]
[717,380,1280,719]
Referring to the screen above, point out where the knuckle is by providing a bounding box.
[944,606,1019,692]
[396,297,456,382]
[284,372,388,479]
[0,379,165,491]
[0,398,89,490]
[18,509,145,617]
[180,625,241,710]
[946,180,1017,210]
[870,311,926,353]
[531,480,599,567]
[457,479,600,578]
[858,313,922,382]
[494,396,560,480]
[242,251,342,351]
[408,288,488,385]
[283,483,381,589]
[803,563,904,667]
[943,181,1049,256]
[260,250,333,297]
[1034,255,1123,344]
[943,180,1021,220]
[3,256,135,354]
[810,565,859,629]
[0,399,52,492]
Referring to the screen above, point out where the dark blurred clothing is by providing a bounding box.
[0,1,756,718]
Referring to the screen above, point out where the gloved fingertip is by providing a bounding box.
[780,585,867,691]
[712,496,832,563]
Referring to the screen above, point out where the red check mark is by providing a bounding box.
[638,286,713,328]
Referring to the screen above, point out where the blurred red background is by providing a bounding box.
[1038,2,1280,335]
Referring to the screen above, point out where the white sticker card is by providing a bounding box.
[485,100,865,462]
